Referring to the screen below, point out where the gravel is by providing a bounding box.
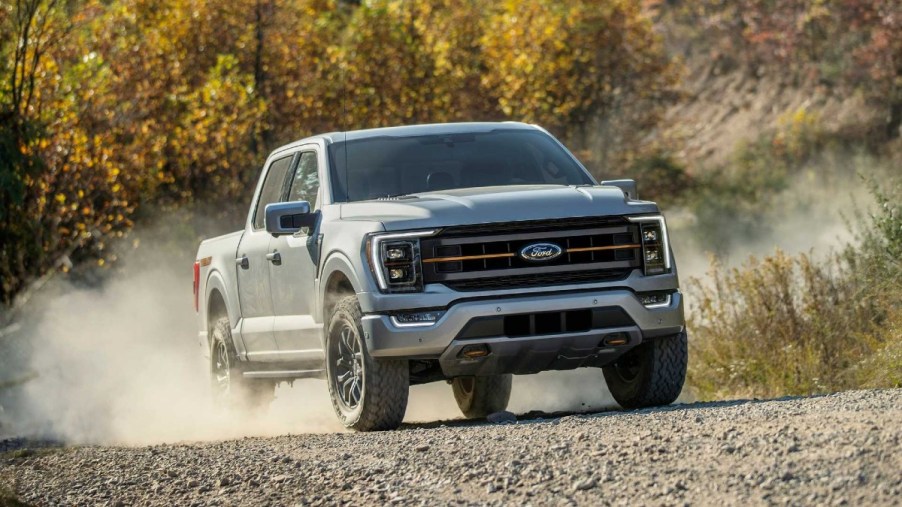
[2,389,901,506]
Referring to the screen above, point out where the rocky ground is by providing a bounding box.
[2,389,901,506]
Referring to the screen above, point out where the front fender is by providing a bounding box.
[319,251,366,318]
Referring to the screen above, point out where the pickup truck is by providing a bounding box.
[193,122,687,431]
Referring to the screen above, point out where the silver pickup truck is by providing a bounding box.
[193,122,687,431]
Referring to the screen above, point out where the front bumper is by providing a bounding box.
[360,288,684,376]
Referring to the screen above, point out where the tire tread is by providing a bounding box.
[328,296,408,431]
[603,332,688,409]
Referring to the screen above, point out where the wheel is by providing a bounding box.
[602,332,687,409]
[451,374,512,418]
[210,317,275,411]
[325,296,409,431]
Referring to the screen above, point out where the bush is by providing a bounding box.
[687,180,902,399]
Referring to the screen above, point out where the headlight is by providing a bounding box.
[628,215,671,276]
[367,230,436,293]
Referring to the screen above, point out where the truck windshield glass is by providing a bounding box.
[328,130,594,202]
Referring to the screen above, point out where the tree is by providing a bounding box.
[480,0,679,170]
[0,0,68,303]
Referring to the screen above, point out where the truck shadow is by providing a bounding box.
[401,393,830,431]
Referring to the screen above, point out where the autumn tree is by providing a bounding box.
[480,0,679,171]
[0,0,71,302]
[0,0,687,305]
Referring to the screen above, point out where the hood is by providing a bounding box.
[338,185,658,231]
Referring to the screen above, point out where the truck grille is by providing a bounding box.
[420,217,641,291]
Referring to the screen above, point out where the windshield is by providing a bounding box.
[327,129,594,202]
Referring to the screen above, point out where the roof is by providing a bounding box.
[271,122,541,156]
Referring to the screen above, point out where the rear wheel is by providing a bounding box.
[452,374,512,418]
[602,332,687,409]
[325,296,409,431]
[210,317,275,411]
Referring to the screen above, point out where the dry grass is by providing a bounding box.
[687,180,902,400]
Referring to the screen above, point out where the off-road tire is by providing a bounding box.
[210,317,275,411]
[451,374,512,418]
[602,332,687,409]
[325,296,409,431]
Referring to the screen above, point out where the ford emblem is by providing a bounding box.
[519,242,563,262]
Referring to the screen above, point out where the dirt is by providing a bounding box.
[662,60,883,172]
[2,388,900,506]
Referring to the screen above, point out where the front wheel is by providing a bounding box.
[602,332,688,409]
[325,296,409,431]
[451,374,512,418]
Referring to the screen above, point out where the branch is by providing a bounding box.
[22,0,61,119]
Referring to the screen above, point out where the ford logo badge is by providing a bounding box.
[519,242,563,262]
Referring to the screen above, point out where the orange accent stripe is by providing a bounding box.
[422,252,516,264]
[423,244,640,264]
[566,244,641,253]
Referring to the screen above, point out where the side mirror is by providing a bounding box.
[265,201,316,236]
[601,179,638,200]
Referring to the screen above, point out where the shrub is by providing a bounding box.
[687,180,902,399]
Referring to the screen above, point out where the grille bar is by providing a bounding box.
[564,243,640,253]
[422,252,515,264]
[432,260,636,281]
[443,269,632,291]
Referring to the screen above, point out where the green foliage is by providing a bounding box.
[866,183,902,261]
[688,181,902,399]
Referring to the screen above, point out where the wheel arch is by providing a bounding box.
[204,269,238,334]
[321,265,358,325]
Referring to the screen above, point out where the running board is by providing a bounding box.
[242,369,324,380]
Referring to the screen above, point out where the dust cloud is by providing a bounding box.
[3,257,344,445]
[670,152,880,281]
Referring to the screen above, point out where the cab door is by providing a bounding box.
[235,153,295,359]
[268,149,324,364]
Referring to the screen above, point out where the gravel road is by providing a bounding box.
[2,388,900,506]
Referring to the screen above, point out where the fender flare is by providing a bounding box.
[318,250,365,321]
[204,268,239,331]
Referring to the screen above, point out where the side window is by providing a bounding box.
[287,151,320,209]
[253,155,294,230]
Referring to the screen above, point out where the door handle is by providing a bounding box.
[236,256,249,269]
[266,251,282,265]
